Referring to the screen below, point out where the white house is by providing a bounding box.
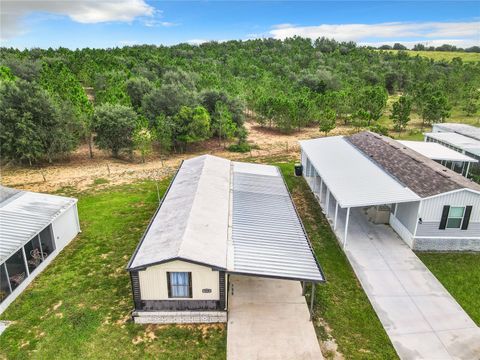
[300,132,480,252]
[0,186,80,314]
[127,155,324,324]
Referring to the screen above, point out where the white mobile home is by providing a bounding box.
[300,132,480,251]
[127,155,324,324]
[0,186,80,314]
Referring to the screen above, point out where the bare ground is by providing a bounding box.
[0,121,354,193]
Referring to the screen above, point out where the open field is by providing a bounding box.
[384,50,480,62]
[417,252,480,326]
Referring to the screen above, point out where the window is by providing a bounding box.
[446,207,465,229]
[167,272,191,298]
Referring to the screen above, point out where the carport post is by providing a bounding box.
[334,202,339,230]
[466,162,471,177]
[343,207,351,249]
[326,189,330,217]
[302,281,306,295]
[319,179,323,202]
[310,282,315,321]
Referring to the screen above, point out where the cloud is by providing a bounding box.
[144,20,179,28]
[187,39,209,46]
[269,21,480,48]
[1,0,154,39]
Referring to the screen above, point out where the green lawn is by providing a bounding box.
[278,163,398,360]
[0,181,226,360]
[417,252,480,325]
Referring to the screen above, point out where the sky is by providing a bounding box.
[1,1,479,49]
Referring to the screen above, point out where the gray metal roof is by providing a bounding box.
[0,186,77,263]
[128,155,324,283]
[433,123,480,141]
[229,163,324,282]
[128,155,231,270]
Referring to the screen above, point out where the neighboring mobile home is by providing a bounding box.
[0,186,80,314]
[300,132,480,251]
[127,155,324,324]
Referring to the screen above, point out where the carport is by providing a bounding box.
[300,136,420,249]
[227,162,325,316]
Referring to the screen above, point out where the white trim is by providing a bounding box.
[343,207,350,249]
[334,202,339,230]
[420,188,480,201]
[413,200,423,238]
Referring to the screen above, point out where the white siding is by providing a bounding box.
[139,260,220,301]
[395,201,420,233]
[51,204,80,251]
[420,190,480,222]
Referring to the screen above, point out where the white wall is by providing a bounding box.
[420,190,480,222]
[395,201,420,233]
[139,260,220,301]
[52,204,81,250]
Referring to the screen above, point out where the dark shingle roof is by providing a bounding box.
[346,132,480,198]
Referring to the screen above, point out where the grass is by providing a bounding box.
[416,252,480,325]
[92,178,110,186]
[384,50,480,63]
[0,181,226,360]
[278,163,398,360]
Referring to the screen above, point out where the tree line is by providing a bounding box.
[1,37,479,164]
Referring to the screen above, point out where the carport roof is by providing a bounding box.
[398,141,478,163]
[299,136,420,208]
[127,155,325,283]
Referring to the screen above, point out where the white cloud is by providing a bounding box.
[1,0,154,39]
[187,39,209,45]
[269,21,480,48]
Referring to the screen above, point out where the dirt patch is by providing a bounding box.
[1,120,330,193]
[317,318,345,360]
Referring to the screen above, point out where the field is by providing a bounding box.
[385,50,480,62]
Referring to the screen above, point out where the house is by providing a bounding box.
[300,131,480,251]
[0,186,80,314]
[425,125,480,176]
[127,155,324,324]
[398,140,477,177]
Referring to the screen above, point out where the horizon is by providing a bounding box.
[1,1,479,50]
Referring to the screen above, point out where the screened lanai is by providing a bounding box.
[0,186,77,311]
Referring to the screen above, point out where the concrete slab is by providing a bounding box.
[315,203,480,360]
[227,276,323,360]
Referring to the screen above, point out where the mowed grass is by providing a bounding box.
[0,181,226,360]
[278,163,398,360]
[417,252,480,325]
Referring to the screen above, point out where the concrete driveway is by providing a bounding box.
[334,207,480,360]
[227,276,323,360]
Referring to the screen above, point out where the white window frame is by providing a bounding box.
[446,206,465,229]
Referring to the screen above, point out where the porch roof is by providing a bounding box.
[398,141,477,163]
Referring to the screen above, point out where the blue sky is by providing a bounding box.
[1,1,479,49]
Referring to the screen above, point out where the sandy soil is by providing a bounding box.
[0,120,353,193]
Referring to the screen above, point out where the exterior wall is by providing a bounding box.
[0,204,80,314]
[52,204,81,250]
[394,201,420,234]
[412,190,480,251]
[390,213,414,247]
[138,260,220,301]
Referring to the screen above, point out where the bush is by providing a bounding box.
[227,143,258,153]
[369,124,389,136]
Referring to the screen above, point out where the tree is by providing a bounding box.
[212,101,237,147]
[462,88,479,117]
[133,117,154,163]
[0,79,80,164]
[318,108,336,135]
[125,77,154,110]
[390,96,412,133]
[356,86,388,126]
[393,43,407,50]
[172,106,211,151]
[93,104,138,158]
[415,84,451,129]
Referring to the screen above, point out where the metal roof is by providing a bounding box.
[128,155,325,283]
[229,162,324,283]
[424,132,480,157]
[398,141,477,163]
[0,186,77,263]
[300,136,420,208]
[128,155,230,270]
[433,123,480,141]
